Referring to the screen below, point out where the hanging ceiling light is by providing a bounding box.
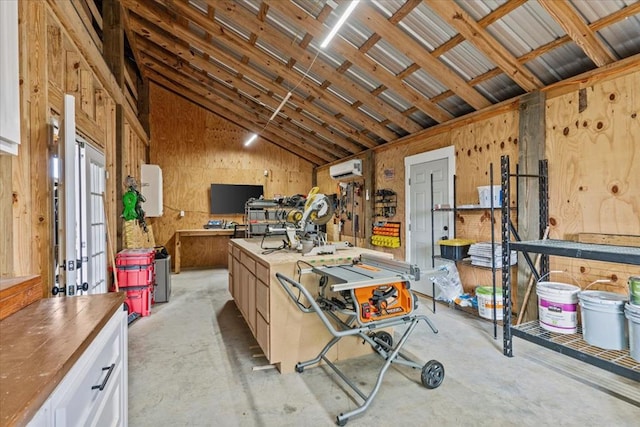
[244,133,258,147]
[269,91,292,121]
[320,0,360,48]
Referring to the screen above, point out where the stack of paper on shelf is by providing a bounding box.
[468,242,517,268]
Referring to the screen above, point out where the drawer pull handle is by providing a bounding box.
[92,363,116,391]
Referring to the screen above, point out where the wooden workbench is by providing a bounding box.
[228,238,393,373]
[174,228,234,273]
[0,292,126,426]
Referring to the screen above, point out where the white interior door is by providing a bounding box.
[405,147,455,296]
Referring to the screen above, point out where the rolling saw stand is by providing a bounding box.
[276,254,446,425]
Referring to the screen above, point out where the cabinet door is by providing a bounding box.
[88,363,124,427]
[239,265,247,318]
[27,401,50,427]
[232,257,241,302]
[256,313,270,359]
[247,271,256,334]
[50,310,125,426]
[256,279,270,323]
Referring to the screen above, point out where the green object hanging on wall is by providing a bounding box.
[122,190,139,221]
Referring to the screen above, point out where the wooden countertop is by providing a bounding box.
[0,292,126,427]
[230,238,392,266]
[176,229,234,237]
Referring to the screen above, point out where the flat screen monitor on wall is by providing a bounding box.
[210,184,264,214]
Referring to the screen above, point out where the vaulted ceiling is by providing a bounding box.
[118,0,640,166]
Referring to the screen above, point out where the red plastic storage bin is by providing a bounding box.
[117,264,154,287]
[124,286,152,317]
[116,248,155,287]
[116,248,155,266]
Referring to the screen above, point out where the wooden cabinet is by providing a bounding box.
[28,305,127,427]
[0,293,127,427]
[228,239,385,373]
[0,0,21,155]
[229,243,266,346]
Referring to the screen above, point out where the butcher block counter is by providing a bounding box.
[228,238,393,373]
[0,292,127,426]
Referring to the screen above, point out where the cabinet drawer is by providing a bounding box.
[88,363,124,427]
[256,279,269,322]
[256,313,270,359]
[233,246,241,259]
[240,252,256,273]
[256,262,269,287]
[50,309,125,427]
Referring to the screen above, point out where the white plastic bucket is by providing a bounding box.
[537,282,580,334]
[477,185,502,208]
[578,291,628,350]
[625,303,640,362]
[476,286,503,320]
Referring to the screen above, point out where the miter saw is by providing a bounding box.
[268,187,349,255]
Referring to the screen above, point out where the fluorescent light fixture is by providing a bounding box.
[269,91,292,121]
[244,133,258,146]
[320,0,360,48]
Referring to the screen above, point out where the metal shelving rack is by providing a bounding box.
[500,155,640,382]
[430,164,503,337]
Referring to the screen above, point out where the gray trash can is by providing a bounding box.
[154,256,171,303]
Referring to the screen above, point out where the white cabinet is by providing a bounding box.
[28,307,128,427]
[141,164,163,217]
[0,0,21,155]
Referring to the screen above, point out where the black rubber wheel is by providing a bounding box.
[295,365,304,373]
[421,360,444,389]
[374,331,393,348]
[336,415,348,426]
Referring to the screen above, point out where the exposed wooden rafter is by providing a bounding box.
[266,1,460,124]
[137,43,352,160]
[424,0,543,92]
[355,1,491,111]
[105,0,640,165]
[538,0,616,67]
[125,10,373,152]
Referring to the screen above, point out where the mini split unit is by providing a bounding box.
[329,159,363,180]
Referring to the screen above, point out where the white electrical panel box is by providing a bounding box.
[141,164,163,217]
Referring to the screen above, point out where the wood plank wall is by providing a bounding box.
[545,71,640,292]
[1,1,147,296]
[147,83,314,270]
[318,68,640,298]
[317,110,520,294]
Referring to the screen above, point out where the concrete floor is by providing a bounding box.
[128,269,640,426]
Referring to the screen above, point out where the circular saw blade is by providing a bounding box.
[310,199,334,225]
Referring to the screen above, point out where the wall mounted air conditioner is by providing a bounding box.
[329,159,363,180]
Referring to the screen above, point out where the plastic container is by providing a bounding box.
[477,185,502,208]
[124,286,153,317]
[476,286,503,320]
[625,303,640,362]
[117,263,154,287]
[116,248,155,266]
[629,276,640,305]
[537,282,580,334]
[579,291,628,350]
[437,238,474,261]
